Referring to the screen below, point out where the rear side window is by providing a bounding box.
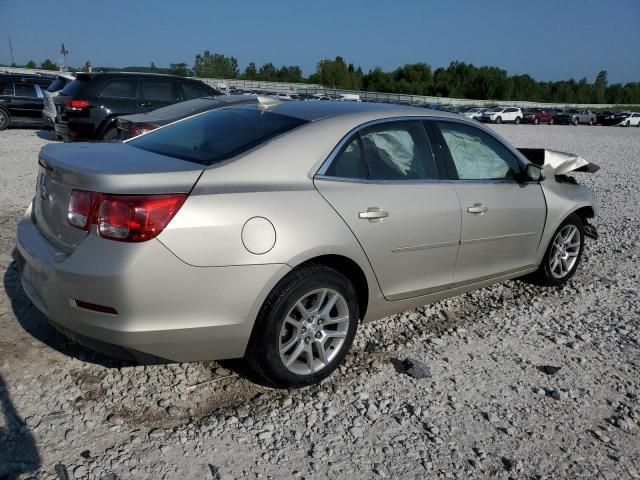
[140,81,176,102]
[128,107,308,166]
[325,137,367,179]
[436,121,521,180]
[182,82,214,100]
[99,79,137,98]
[360,121,437,180]
[14,84,38,98]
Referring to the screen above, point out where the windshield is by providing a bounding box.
[128,107,308,166]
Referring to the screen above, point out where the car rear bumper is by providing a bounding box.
[16,203,290,362]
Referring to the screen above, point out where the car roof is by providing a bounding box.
[75,71,186,80]
[242,100,461,122]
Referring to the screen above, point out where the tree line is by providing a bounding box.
[8,52,640,104]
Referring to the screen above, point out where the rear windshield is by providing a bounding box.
[128,107,308,166]
[59,78,89,97]
[47,76,71,92]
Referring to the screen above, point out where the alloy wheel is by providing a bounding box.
[0,110,8,130]
[279,288,350,375]
[549,224,581,279]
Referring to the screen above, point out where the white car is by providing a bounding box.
[42,73,75,129]
[480,107,523,124]
[463,107,490,120]
[617,112,640,127]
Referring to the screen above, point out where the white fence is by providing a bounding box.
[3,66,636,109]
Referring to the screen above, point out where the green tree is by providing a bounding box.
[25,60,37,69]
[169,62,191,77]
[40,59,58,71]
[314,56,362,89]
[593,70,608,103]
[257,62,278,81]
[193,51,239,78]
[243,62,258,80]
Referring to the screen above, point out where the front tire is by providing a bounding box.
[102,126,118,141]
[495,116,502,124]
[245,264,359,388]
[532,214,584,286]
[573,117,579,126]
[549,118,554,125]
[534,118,540,125]
[0,108,10,131]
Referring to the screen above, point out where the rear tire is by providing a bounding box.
[531,214,584,287]
[0,108,10,131]
[102,126,118,141]
[626,121,630,127]
[549,118,554,125]
[589,119,594,126]
[534,118,539,125]
[514,116,521,125]
[245,264,359,388]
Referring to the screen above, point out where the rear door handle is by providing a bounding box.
[359,207,389,222]
[138,102,153,107]
[467,203,488,214]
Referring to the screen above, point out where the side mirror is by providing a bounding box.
[524,163,545,182]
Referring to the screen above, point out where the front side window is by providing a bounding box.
[0,82,12,95]
[140,81,176,102]
[436,121,521,180]
[128,107,308,166]
[14,83,38,98]
[99,79,137,98]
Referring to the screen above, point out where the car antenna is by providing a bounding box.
[256,95,282,111]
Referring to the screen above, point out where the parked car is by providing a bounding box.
[595,111,620,126]
[0,73,54,130]
[116,95,257,139]
[42,73,75,129]
[555,109,596,125]
[614,112,640,127]
[479,106,523,124]
[463,107,490,120]
[53,72,220,141]
[17,101,598,388]
[521,108,557,125]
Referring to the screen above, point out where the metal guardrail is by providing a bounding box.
[2,67,637,109]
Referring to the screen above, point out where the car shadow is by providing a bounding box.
[3,252,132,369]
[0,373,41,479]
[35,129,57,141]
[3,250,265,387]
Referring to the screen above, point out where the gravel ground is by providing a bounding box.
[0,124,638,480]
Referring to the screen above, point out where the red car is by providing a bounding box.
[522,108,557,125]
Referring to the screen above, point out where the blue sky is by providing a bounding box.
[1,0,638,83]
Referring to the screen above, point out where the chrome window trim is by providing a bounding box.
[315,115,532,182]
[314,174,452,186]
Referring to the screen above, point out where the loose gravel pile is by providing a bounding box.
[0,125,638,480]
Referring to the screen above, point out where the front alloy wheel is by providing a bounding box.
[530,214,584,286]
[549,224,581,279]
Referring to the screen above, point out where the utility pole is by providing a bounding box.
[60,43,68,71]
[8,35,15,66]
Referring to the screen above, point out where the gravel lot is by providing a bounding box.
[0,124,638,480]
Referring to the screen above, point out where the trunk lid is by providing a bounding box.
[34,142,204,253]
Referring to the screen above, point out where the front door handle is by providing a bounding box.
[359,207,389,222]
[467,203,488,214]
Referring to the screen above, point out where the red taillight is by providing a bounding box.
[67,190,98,230]
[67,190,186,243]
[63,99,90,109]
[130,124,158,137]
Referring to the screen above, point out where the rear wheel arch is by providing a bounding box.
[292,255,369,320]
[98,116,119,139]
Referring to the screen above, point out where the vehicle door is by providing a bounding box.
[314,120,461,301]
[505,107,518,122]
[9,83,43,121]
[431,120,546,284]
[137,79,179,112]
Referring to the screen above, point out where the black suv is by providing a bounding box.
[54,72,220,141]
[0,73,55,130]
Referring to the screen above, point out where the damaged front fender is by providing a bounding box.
[518,148,600,175]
